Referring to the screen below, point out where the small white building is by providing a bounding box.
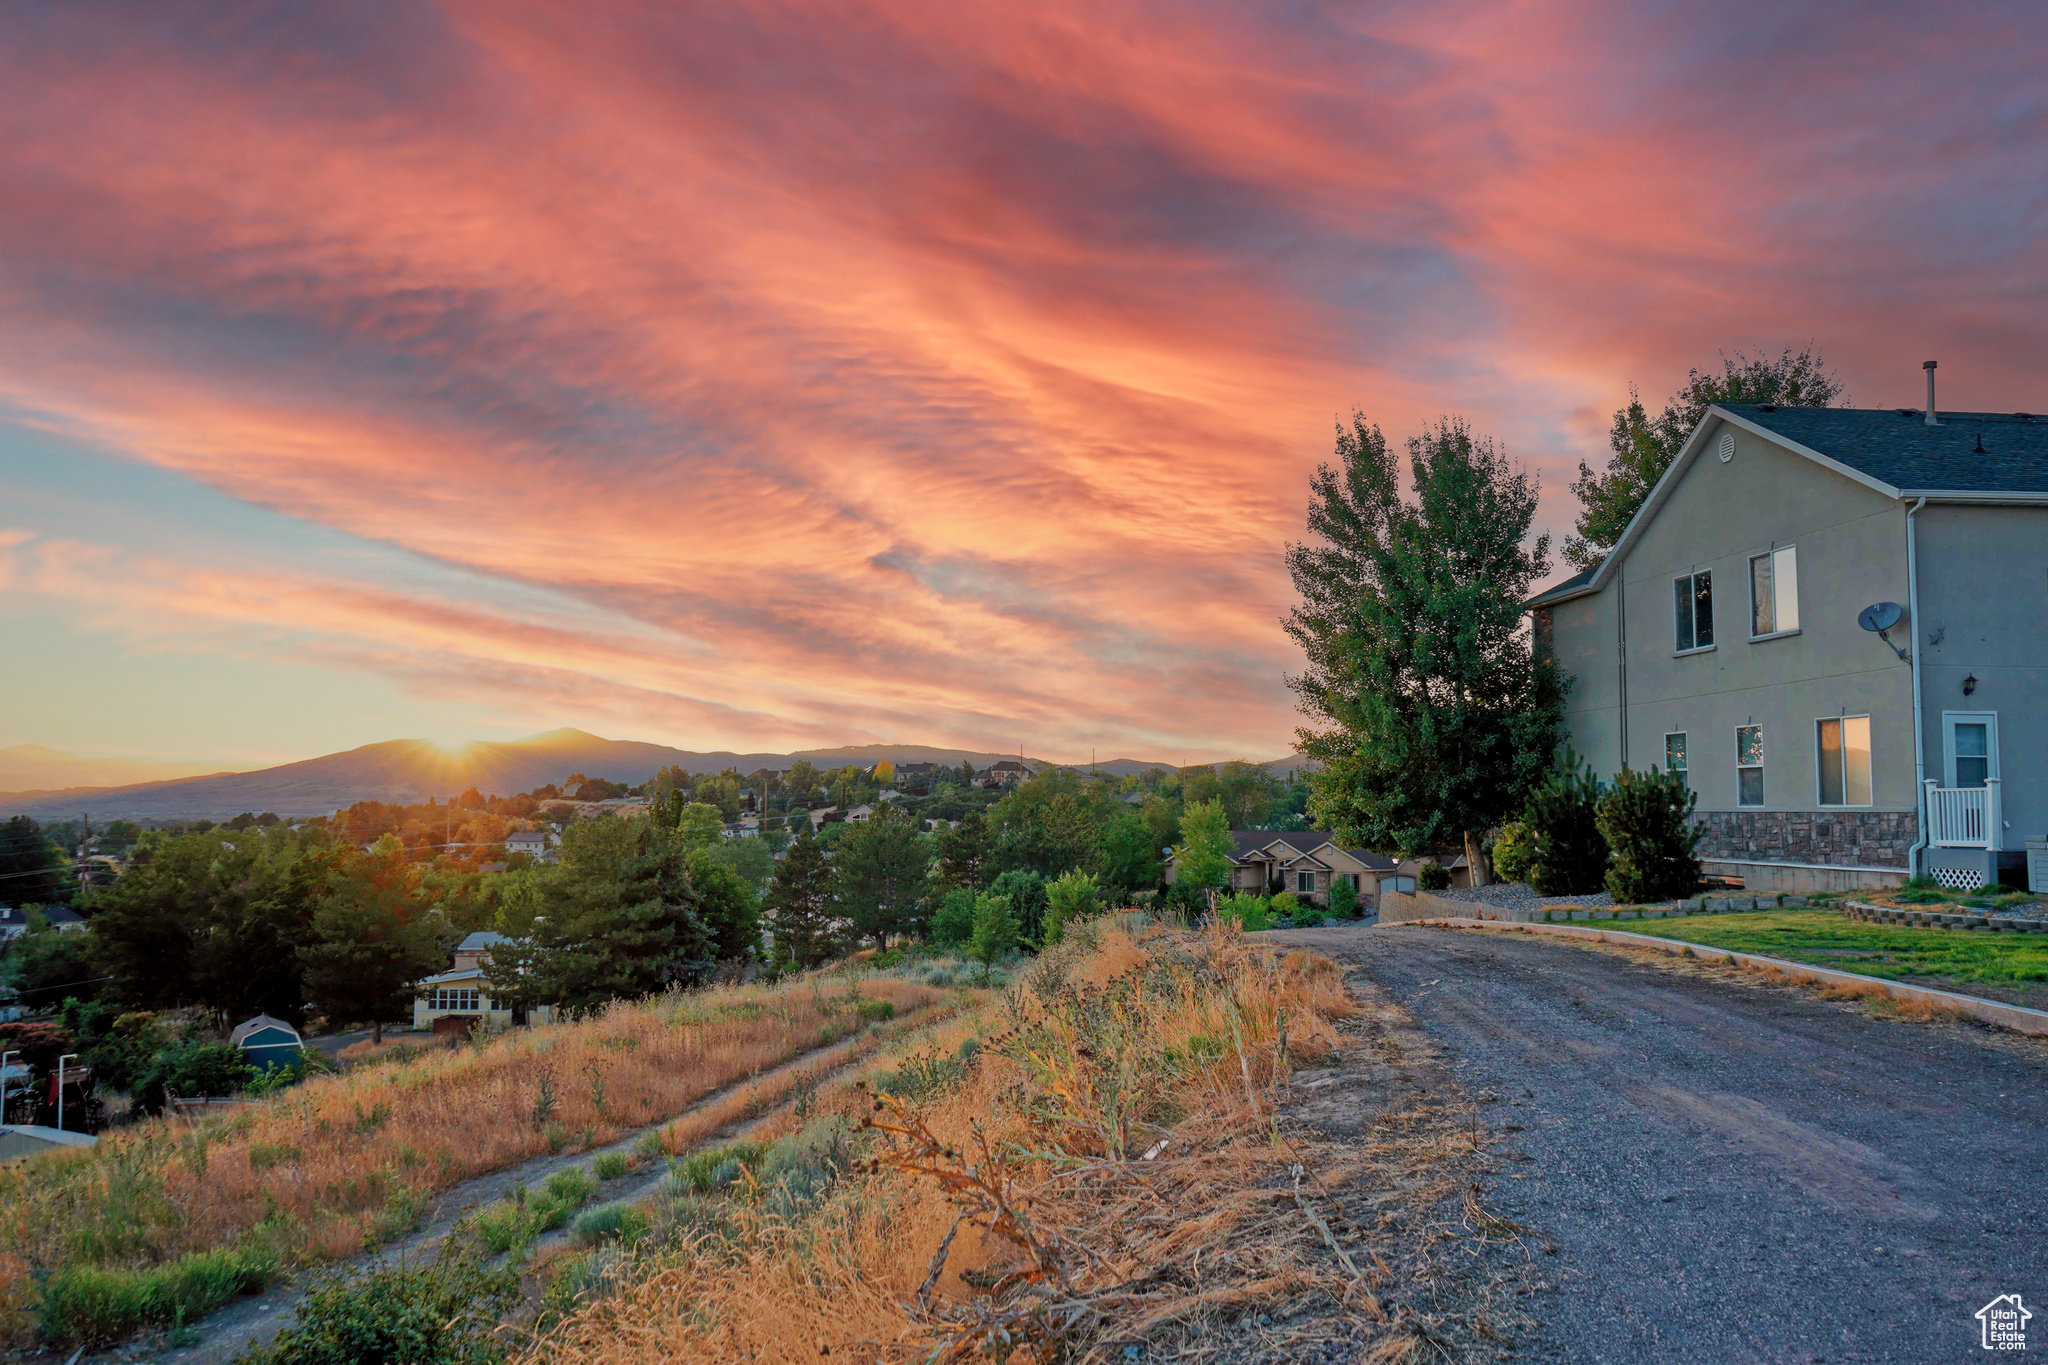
[412,931,552,1032]
[503,830,558,864]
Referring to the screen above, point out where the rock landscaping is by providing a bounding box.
[1429,883,1814,925]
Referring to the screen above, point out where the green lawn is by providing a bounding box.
[1618,910,2048,991]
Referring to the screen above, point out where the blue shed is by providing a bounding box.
[229,1015,304,1072]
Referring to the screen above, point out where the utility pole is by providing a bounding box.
[57,1053,78,1132]
[77,812,92,893]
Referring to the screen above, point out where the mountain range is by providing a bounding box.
[0,744,244,795]
[0,730,1306,821]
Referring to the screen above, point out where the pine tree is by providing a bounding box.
[301,838,448,1043]
[765,830,839,969]
[835,807,930,948]
[1566,348,1844,571]
[1286,416,1562,859]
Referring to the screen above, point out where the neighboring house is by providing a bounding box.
[1395,854,1468,889]
[1167,831,1399,906]
[894,762,938,783]
[1529,395,2048,892]
[413,931,552,1032]
[982,759,1028,787]
[0,904,85,943]
[503,830,557,863]
[228,1015,303,1072]
[845,804,877,824]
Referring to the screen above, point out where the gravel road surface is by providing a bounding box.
[1283,922,2048,1364]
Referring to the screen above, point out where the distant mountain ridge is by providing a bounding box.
[0,729,1307,821]
[0,744,243,795]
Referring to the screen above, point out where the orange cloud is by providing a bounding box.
[1,0,2042,760]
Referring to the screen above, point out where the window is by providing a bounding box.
[1665,732,1688,783]
[433,988,480,1013]
[1736,725,1764,806]
[1674,570,1714,651]
[1944,713,1998,788]
[1816,716,1872,806]
[1296,870,1317,894]
[1749,546,1800,636]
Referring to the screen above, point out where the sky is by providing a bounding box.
[1,0,2044,769]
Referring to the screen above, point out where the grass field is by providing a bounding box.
[1618,910,2048,991]
[0,972,956,1348]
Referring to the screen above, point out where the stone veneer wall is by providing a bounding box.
[1692,810,1917,869]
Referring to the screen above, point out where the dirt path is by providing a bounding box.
[1280,922,2048,1363]
[114,1007,950,1365]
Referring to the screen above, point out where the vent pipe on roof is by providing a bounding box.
[1923,361,1939,425]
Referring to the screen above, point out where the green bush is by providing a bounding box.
[570,1201,649,1247]
[755,1118,855,1217]
[672,1140,765,1194]
[1268,890,1298,917]
[1041,869,1101,946]
[591,1151,630,1181]
[1491,821,1535,884]
[1215,892,1270,931]
[543,1166,599,1206]
[634,1130,668,1160]
[1418,862,1452,891]
[474,1201,535,1255]
[39,1246,274,1345]
[852,999,894,1023]
[1524,749,1609,895]
[1328,876,1360,919]
[235,1250,517,1365]
[133,1040,254,1116]
[1596,767,1703,903]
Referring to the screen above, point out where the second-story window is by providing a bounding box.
[1736,725,1764,806]
[1674,570,1713,651]
[1750,546,1800,636]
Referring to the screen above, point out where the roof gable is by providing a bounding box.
[1528,403,2048,608]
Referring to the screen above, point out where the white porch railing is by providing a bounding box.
[1924,778,2002,849]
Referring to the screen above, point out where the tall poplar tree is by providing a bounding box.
[1285,416,1563,866]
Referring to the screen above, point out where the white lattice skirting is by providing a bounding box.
[1931,865,1992,891]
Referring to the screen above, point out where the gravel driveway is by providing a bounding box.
[1280,922,2048,1363]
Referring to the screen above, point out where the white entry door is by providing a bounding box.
[1942,712,1999,789]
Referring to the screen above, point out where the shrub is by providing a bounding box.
[1328,876,1360,919]
[1524,749,1609,894]
[1267,890,1298,917]
[1491,820,1535,884]
[852,999,894,1023]
[132,1040,254,1116]
[544,1166,599,1206]
[672,1140,765,1194]
[591,1151,630,1182]
[633,1130,668,1160]
[1418,862,1452,892]
[755,1118,855,1216]
[1596,767,1703,903]
[571,1202,649,1247]
[1041,869,1101,946]
[236,1250,517,1365]
[1215,892,1269,931]
[474,1201,534,1255]
[38,1247,274,1345]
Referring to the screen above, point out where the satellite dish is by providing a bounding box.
[1858,602,1903,632]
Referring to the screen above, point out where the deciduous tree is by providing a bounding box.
[300,837,448,1043]
[1285,415,1563,862]
[1565,348,1844,571]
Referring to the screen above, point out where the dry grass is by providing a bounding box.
[521,919,1494,1365]
[0,972,950,1327]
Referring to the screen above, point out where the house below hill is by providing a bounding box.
[413,931,552,1032]
[1167,831,1407,907]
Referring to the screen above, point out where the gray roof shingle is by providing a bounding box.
[1728,404,2048,493]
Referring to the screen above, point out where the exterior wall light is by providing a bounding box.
[1962,674,1978,696]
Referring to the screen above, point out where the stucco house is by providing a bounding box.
[1167,831,1400,906]
[1529,389,2048,892]
[503,829,557,863]
[413,930,553,1032]
[982,759,1028,787]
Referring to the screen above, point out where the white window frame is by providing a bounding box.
[433,987,482,1013]
[1735,724,1765,807]
[1748,544,1801,640]
[1814,714,1873,808]
[1673,569,1716,655]
[1941,711,2000,789]
[1665,732,1688,783]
